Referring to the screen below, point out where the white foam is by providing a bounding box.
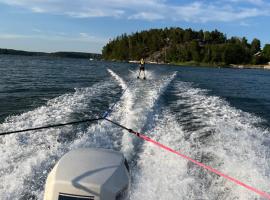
[0,82,113,199]
[129,81,270,199]
[172,82,270,199]
[133,82,270,200]
[1,69,269,200]
[107,68,135,159]
[130,111,195,199]
[106,69,176,160]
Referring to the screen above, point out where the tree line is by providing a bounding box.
[0,48,102,60]
[102,27,270,65]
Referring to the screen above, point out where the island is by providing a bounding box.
[102,27,270,68]
[0,48,102,60]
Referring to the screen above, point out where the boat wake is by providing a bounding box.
[0,69,269,199]
[130,81,270,200]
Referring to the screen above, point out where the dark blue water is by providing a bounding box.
[1,55,270,126]
[178,67,270,127]
[0,55,269,199]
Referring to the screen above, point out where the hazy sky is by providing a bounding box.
[0,0,269,53]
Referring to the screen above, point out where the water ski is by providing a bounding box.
[137,76,146,80]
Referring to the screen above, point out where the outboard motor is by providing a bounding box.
[44,148,130,200]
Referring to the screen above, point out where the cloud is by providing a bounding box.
[228,0,265,6]
[0,32,108,44]
[0,34,104,53]
[78,32,108,43]
[31,6,46,13]
[79,32,89,37]
[0,0,269,22]
[0,33,31,39]
[32,28,42,33]
[67,8,125,18]
[170,2,266,23]
[239,21,250,27]
[129,12,165,21]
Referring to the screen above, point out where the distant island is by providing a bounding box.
[102,27,270,67]
[0,48,102,60]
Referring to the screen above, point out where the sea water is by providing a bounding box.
[0,55,270,199]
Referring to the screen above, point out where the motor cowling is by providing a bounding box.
[44,148,130,200]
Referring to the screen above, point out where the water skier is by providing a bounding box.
[137,58,146,79]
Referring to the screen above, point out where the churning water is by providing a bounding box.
[0,55,270,199]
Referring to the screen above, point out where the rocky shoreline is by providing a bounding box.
[129,60,270,70]
[230,64,270,70]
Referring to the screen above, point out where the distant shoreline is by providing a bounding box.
[0,48,102,60]
[170,61,270,69]
[128,60,270,70]
[1,50,269,70]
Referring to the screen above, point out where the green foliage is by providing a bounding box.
[263,44,270,61]
[52,52,101,59]
[251,56,268,65]
[0,48,101,59]
[102,27,262,65]
[223,44,247,65]
[250,38,261,54]
[211,45,224,63]
[189,40,201,62]
[0,48,45,56]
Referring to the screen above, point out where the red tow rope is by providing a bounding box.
[104,69,269,198]
[104,118,270,199]
[132,131,270,199]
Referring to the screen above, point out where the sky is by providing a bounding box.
[0,0,269,53]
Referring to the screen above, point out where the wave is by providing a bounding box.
[1,69,269,200]
[106,69,177,160]
[0,82,113,199]
[173,81,270,199]
[130,80,270,200]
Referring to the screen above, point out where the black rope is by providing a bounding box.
[0,70,133,137]
[0,117,138,138]
[104,118,133,133]
[0,117,103,136]
[105,118,141,137]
